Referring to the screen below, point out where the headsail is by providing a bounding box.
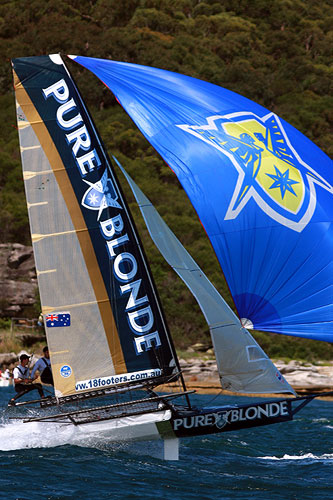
[115,157,294,394]
[71,55,333,342]
[12,55,177,397]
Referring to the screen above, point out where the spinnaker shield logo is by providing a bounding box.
[178,113,333,232]
[82,168,122,219]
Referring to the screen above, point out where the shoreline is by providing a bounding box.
[165,356,333,400]
[1,351,332,400]
[160,378,333,401]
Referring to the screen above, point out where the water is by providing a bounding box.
[0,387,332,500]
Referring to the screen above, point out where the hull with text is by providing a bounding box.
[171,399,293,438]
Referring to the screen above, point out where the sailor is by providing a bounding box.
[8,354,45,405]
[30,346,54,386]
[37,312,43,327]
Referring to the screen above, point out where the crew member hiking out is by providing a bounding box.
[8,354,45,405]
[30,346,54,386]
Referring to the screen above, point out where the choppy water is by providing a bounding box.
[0,387,332,500]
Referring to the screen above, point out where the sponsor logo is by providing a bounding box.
[60,365,72,378]
[178,113,333,232]
[75,368,161,391]
[42,78,163,358]
[82,168,122,220]
[173,401,289,431]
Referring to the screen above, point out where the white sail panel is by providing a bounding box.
[16,100,118,397]
[116,159,295,395]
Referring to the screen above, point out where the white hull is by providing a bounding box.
[65,409,178,460]
[78,410,170,437]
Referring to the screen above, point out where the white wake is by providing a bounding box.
[0,419,133,452]
[0,419,84,451]
[260,453,333,461]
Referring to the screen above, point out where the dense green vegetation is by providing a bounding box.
[0,0,332,359]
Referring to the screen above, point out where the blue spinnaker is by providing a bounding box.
[70,55,333,342]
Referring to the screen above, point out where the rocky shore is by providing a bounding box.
[178,357,333,397]
[1,353,332,398]
[1,244,332,399]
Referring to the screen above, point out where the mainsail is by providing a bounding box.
[115,157,294,394]
[70,55,333,342]
[12,55,177,397]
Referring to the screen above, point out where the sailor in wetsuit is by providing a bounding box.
[8,354,45,405]
[30,346,54,386]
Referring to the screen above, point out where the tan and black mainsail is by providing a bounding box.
[12,54,177,397]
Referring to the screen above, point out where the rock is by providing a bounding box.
[181,356,333,392]
[276,360,319,374]
[7,244,33,269]
[4,305,21,314]
[191,342,212,352]
[0,352,17,366]
[205,360,217,367]
[0,243,37,318]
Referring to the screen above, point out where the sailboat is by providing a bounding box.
[10,54,332,460]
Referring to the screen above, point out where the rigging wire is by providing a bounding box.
[198,389,224,409]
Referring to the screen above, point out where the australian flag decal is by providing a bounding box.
[45,312,71,328]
